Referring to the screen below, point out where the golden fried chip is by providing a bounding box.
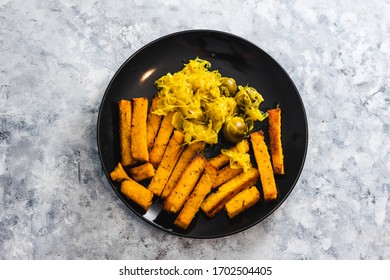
[225,186,260,218]
[201,167,259,218]
[250,131,277,201]
[118,100,136,166]
[131,97,149,162]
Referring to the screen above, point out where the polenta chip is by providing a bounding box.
[146,95,163,150]
[250,131,277,201]
[129,162,155,182]
[121,179,153,211]
[148,130,185,196]
[174,164,218,229]
[163,154,207,214]
[149,112,175,168]
[118,100,136,166]
[161,141,205,198]
[225,186,260,218]
[131,97,149,162]
[268,108,284,174]
[201,167,259,217]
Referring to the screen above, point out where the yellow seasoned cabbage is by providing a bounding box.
[221,140,252,172]
[154,58,266,145]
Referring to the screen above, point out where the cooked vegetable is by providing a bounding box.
[235,85,268,122]
[250,131,277,200]
[220,77,237,96]
[222,116,248,143]
[153,58,266,144]
[212,165,243,190]
[162,141,206,198]
[118,100,137,166]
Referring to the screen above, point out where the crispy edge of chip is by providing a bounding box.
[149,111,175,168]
[120,178,153,211]
[163,154,207,214]
[225,186,261,219]
[130,97,149,162]
[200,167,259,218]
[208,139,250,169]
[148,130,185,196]
[174,163,218,230]
[250,131,278,201]
[129,162,155,182]
[268,108,284,175]
[146,95,163,151]
[161,141,206,199]
[118,100,137,167]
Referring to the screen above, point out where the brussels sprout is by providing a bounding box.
[235,86,263,108]
[222,116,248,143]
[220,77,238,96]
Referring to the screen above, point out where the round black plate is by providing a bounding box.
[97,30,308,238]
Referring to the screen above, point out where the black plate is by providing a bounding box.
[97,30,308,238]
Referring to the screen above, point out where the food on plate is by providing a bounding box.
[211,165,243,190]
[130,97,149,162]
[148,130,185,196]
[146,95,163,150]
[174,164,218,230]
[208,139,249,170]
[225,186,260,218]
[149,111,175,168]
[121,178,154,211]
[109,57,288,231]
[250,131,277,201]
[234,85,268,130]
[163,154,207,213]
[221,139,252,172]
[268,107,284,175]
[129,162,155,182]
[118,100,136,166]
[201,167,259,218]
[222,116,248,143]
[153,58,267,144]
[110,162,131,182]
[220,77,237,96]
[161,141,206,199]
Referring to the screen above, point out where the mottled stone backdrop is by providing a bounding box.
[0,0,389,259]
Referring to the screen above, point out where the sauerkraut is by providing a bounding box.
[154,58,266,145]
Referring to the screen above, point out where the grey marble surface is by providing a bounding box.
[1,0,389,260]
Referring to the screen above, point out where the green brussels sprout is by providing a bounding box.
[234,86,266,121]
[220,77,238,96]
[222,116,248,143]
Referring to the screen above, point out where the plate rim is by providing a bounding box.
[97,29,308,239]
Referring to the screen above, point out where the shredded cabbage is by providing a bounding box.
[154,58,266,145]
[221,141,252,172]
